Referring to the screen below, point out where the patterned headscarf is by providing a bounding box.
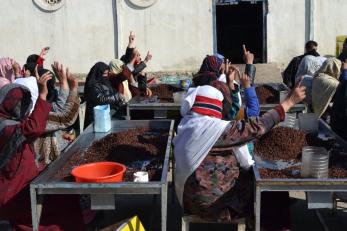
[199,55,223,76]
[0,84,32,169]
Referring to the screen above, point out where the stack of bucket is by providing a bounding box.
[301,146,329,178]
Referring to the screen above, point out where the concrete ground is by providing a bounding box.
[93,169,347,231]
[93,188,347,231]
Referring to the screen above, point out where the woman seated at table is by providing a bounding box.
[174,81,305,230]
[84,62,126,128]
[0,78,84,230]
[109,59,151,103]
[193,46,259,120]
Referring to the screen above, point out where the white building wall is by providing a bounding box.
[115,0,213,72]
[1,0,347,73]
[0,0,116,73]
[266,0,306,64]
[315,0,347,57]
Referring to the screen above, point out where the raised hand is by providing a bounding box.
[129,31,136,48]
[12,62,21,78]
[144,51,152,63]
[242,44,254,64]
[66,68,79,91]
[281,77,306,112]
[52,61,68,90]
[227,67,237,90]
[40,47,50,57]
[38,71,52,100]
[240,73,251,89]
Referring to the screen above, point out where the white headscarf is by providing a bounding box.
[13,77,38,114]
[173,86,230,206]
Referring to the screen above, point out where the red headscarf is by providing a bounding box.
[0,84,32,169]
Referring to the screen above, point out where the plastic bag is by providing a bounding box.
[93,105,111,132]
[232,144,254,170]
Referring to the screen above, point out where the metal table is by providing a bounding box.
[254,83,307,114]
[126,91,186,119]
[259,103,306,114]
[253,120,347,231]
[30,120,174,231]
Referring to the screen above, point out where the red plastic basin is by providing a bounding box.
[71,162,126,183]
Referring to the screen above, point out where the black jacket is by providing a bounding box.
[84,79,125,128]
[331,80,347,140]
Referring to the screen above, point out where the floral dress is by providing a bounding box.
[183,107,284,222]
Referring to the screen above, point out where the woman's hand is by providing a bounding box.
[38,71,52,101]
[240,73,251,88]
[66,68,78,91]
[128,31,135,48]
[227,65,239,90]
[281,79,306,112]
[52,61,68,90]
[144,51,152,64]
[12,62,21,78]
[242,45,254,64]
[40,47,50,57]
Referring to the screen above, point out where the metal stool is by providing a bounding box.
[181,214,246,231]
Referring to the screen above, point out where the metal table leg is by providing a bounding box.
[126,105,131,120]
[30,187,43,231]
[255,186,261,231]
[161,184,168,231]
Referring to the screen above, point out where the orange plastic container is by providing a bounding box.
[71,162,126,183]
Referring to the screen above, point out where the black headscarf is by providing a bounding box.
[120,47,134,64]
[26,54,40,64]
[38,68,58,103]
[23,62,37,77]
[85,62,109,89]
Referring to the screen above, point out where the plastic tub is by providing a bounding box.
[298,113,319,134]
[71,162,126,183]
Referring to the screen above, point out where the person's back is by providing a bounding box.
[338,38,347,62]
[331,80,347,140]
[282,40,320,88]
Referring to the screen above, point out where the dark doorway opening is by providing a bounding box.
[216,1,266,63]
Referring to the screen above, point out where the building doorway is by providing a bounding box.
[215,0,267,63]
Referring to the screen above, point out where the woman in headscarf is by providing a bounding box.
[109,58,152,99]
[13,76,39,114]
[294,55,327,105]
[174,83,305,229]
[0,78,84,230]
[35,66,80,164]
[194,50,259,120]
[312,58,342,118]
[84,62,126,128]
[26,47,50,69]
[109,59,133,102]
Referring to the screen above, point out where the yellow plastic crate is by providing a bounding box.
[336,35,347,56]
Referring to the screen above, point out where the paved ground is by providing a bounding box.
[93,176,347,231]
